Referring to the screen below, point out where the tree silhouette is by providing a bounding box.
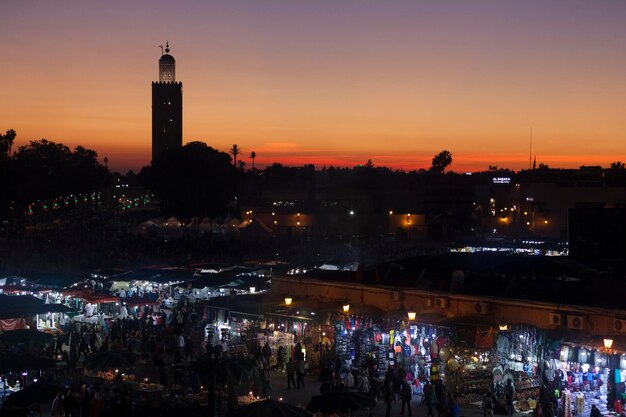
[431,150,453,173]
[139,142,235,218]
[238,160,246,170]
[610,161,625,169]
[249,151,256,170]
[0,129,16,158]
[9,139,109,207]
[229,144,240,167]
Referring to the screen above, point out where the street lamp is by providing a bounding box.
[343,304,350,314]
[604,338,614,350]
[407,311,416,321]
[284,297,293,306]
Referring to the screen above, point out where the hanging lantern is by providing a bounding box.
[447,358,460,372]
[439,347,450,362]
[343,304,350,314]
[408,311,417,321]
[284,297,293,306]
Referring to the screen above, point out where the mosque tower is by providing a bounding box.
[152,41,182,161]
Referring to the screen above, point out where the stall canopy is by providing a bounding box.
[3,382,63,407]
[0,295,73,320]
[231,398,313,417]
[0,329,54,344]
[84,350,135,370]
[0,355,61,373]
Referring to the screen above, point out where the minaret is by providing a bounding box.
[152,41,183,161]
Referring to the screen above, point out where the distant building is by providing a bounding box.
[152,42,182,161]
[569,207,626,259]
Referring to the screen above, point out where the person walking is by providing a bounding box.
[400,380,412,416]
[505,379,515,417]
[343,369,355,389]
[383,379,395,417]
[286,358,297,390]
[435,379,447,417]
[276,346,285,371]
[90,393,104,417]
[483,391,496,417]
[296,358,306,388]
[51,393,64,417]
[262,342,272,367]
[356,372,370,393]
[450,396,461,417]
[424,381,437,417]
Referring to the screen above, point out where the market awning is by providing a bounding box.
[124,298,160,307]
[0,355,62,373]
[82,294,120,304]
[0,295,74,320]
[0,329,54,344]
[264,312,316,322]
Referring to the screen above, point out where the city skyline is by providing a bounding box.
[2,0,626,173]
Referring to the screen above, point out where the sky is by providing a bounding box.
[2,0,626,173]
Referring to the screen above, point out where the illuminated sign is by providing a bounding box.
[492,177,511,184]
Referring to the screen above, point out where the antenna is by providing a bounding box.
[159,44,164,55]
[529,127,533,170]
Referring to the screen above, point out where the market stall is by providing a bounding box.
[542,342,613,417]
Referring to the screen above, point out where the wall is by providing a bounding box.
[272,274,626,339]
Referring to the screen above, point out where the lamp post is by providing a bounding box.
[407,311,416,321]
[342,303,350,332]
[284,297,293,307]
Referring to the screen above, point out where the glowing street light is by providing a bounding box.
[407,311,416,321]
[604,338,614,350]
[284,297,293,306]
[342,304,350,314]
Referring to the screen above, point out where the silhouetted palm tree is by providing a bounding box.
[250,151,256,170]
[229,144,240,167]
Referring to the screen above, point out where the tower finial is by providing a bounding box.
[165,41,170,54]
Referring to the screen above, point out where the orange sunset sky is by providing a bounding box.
[2,1,626,173]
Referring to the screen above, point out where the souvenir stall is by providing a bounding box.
[333,310,451,392]
[453,347,498,404]
[493,326,543,414]
[333,311,385,374]
[447,325,499,404]
[256,312,317,370]
[542,342,612,417]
